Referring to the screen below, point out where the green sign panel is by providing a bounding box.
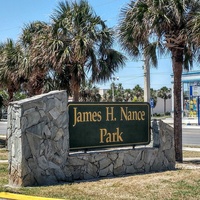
[68,102,151,150]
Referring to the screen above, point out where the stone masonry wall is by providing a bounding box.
[64,120,175,181]
[7,91,69,186]
[7,91,175,186]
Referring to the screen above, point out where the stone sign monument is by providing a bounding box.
[7,91,175,186]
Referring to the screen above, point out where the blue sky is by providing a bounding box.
[0,0,198,90]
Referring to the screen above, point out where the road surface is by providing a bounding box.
[182,127,200,146]
[0,121,7,135]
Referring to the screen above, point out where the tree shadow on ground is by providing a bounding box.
[0,138,6,148]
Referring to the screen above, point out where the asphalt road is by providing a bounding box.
[0,121,200,145]
[0,121,7,135]
[182,127,200,146]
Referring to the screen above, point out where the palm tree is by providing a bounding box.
[188,11,200,45]
[48,0,126,101]
[20,21,53,96]
[20,1,126,101]
[102,92,112,102]
[124,89,134,102]
[157,87,172,114]
[104,82,125,102]
[132,84,144,102]
[105,83,117,102]
[118,0,200,162]
[118,0,163,103]
[79,80,101,102]
[115,83,125,102]
[150,88,157,108]
[0,39,23,100]
[0,95,3,119]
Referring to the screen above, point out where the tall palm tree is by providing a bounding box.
[48,0,126,101]
[118,0,200,162]
[188,11,200,45]
[157,87,172,114]
[118,0,164,103]
[20,1,126,101]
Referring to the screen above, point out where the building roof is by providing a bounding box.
[171,70,200,83]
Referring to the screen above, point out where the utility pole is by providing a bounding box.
[144,56,150,103]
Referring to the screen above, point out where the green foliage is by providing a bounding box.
[165,112,171,116]
[118,0,200,161]
[157,87,171,100]
[132,96,138,102]
[0,39,23,101]
[13,92,27,101]
[157,87,171,114]
[132,84,144,102]
[103,83,158,103]
[79,80,101,102]
[150,88,157,108]
[0,1,126,102]
[0,163,8,187]
[104,82,135,102]
[0,90,9,107]
[0,90,27,107]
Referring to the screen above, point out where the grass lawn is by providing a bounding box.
[183,150,200,158]
[0,148,8,160]
[0,163,199,200]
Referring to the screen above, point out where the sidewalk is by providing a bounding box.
[183,147,200,152]
[0,160,7,164]
[162,117,199,126]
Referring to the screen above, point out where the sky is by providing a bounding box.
[0,0,199,91]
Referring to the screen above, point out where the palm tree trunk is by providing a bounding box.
[73,84,80,102]
[172,49,183,162]
[8,84,15,101]
[70,73,80,102]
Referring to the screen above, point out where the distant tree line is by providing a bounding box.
[79,81,171,113]
[0,82,171,118]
